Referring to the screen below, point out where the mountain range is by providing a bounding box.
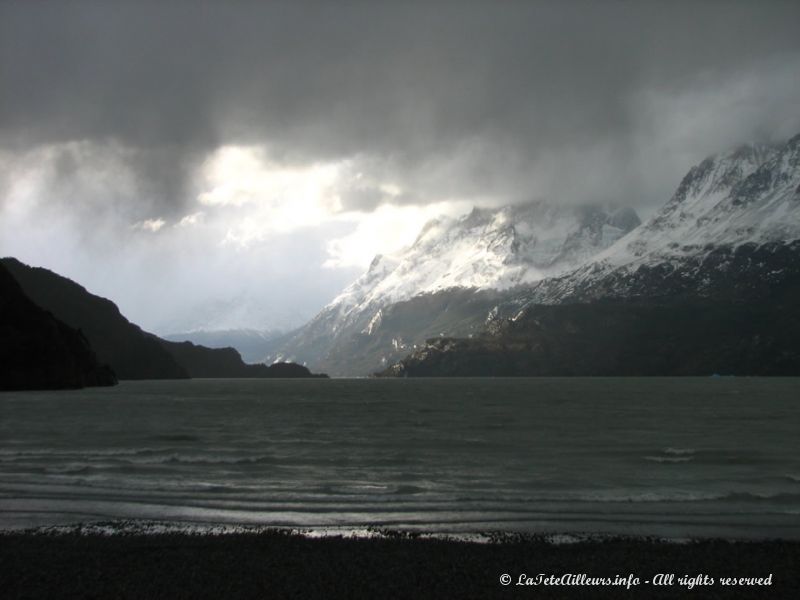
[270,202,641,375]
[4,132,798,384]
[267,132,800,376]
[1,258,326,389]
[380,134,800,376]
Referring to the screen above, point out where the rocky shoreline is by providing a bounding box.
[2,525,798,599]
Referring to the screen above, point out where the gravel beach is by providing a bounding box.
[1,528,797,599]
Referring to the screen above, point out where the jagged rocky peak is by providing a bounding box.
[328,200,640,315]
[525,132,800,306]
[275,133,800,376]
[377,135,800,378]
[621,135,800,260]
[673,143,777,204]
[648,143,776,235]
[729,134,800,207]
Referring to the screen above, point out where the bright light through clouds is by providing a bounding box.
[2,2,799,335]
[0,139,477,332]
[1,141,468,269]
[197,145,343,243]
[324,201,471,269]
[190,144,470,267]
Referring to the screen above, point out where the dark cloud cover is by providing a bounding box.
[3,1,800,205]
[1,1,799,330]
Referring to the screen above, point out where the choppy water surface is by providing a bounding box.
[1,378,798,538]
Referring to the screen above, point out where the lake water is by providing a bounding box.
[1,378,798,539]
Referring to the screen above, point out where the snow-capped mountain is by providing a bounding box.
[381,133,800,378]
[271,202,640,373]
[333,202,640,315]
[275,132,800,376]
[519,133,800,305]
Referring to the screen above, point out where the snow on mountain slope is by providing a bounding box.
[268,201,640,370]
[620,142,795,256]
[523,134,800,304]
[329,201,640,319]
[274,133,800,374]
[382,135,800,378]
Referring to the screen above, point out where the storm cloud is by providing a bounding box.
[1,1,799,332]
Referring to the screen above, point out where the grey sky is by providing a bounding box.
[1,1,799,333]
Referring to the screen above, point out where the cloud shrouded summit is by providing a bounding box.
[1,1,799,333]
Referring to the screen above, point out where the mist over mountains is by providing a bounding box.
[2,131,799,384]
[163,329,286,364]
[380,134,800,376]
[2,2,799,338]
[269,201,641,374]
[268,132,800,377]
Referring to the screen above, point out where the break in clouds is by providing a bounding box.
[1,1,799,333]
